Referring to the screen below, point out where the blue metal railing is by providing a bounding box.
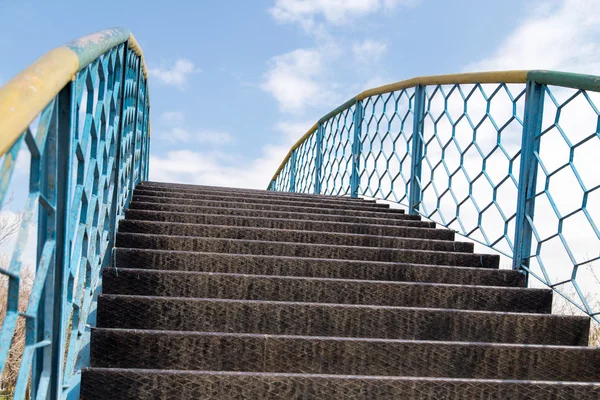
[269,71,600,322]
[0,28,149,399]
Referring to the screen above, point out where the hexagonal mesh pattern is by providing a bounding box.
[269,76,600,321]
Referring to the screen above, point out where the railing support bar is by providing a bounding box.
[408,85,426,215]
[314,123,324,194]
[512,81,545,281]
[350,101,364,198]
[289,150,297,193]
[49,82,74,400]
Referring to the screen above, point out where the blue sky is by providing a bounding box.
[1,0,599,189]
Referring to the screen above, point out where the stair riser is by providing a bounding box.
[97,296,585,345]
[129,202,423,225]
[132,196,408,219]
[115,234,476,261]
[102,269,550,313]
[118,220,455,247]
[125,209,435,230]
[115,249,513,285]
[81,371,600,400]
[91,331,600,381]
[138,182,372,203]
[134,189,392,212]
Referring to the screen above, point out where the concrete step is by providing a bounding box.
[96,295,586,345]
[115,249,515,286]
[129,197,410,220]
[138,182,374,204]
[81,369,600,400]
[115,233,478,262]
[90,330,600,381]
[134,188,392,212]
[118,220,455,249]
[125,209,435,229]
[102,269,550,313]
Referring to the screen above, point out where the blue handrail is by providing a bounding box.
[0,28,149,399]
[269,70,600,322]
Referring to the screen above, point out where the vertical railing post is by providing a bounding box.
[314,123,324,194]
[109,44,129,257]
[289,149,297,193]
[49,82,74,400]
[408,85,426,215]
[128,55,142,199]
[512,81,545,281]
[350,100,363,198]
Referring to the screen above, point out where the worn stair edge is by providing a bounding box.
[134,188,393,211]
[90,330,600,381]
[118,220,456,248]
[96,295,588,346]
[115,248,514,285]
[124,209,436,230]
[131,196,409,220]
[139,182,374,203]
[115,233,478,263]
[129,201,424,226]
[101,268,551,313]
[80,369,600,400]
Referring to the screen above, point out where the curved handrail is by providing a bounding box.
[0,27,147,157]
[0,28,150,399]
[270,70,600,183]
[268,69,600,323]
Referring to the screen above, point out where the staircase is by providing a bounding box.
[80,181,600,399]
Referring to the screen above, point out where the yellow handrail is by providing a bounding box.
[0,27,147,156]
[269,71,529,184]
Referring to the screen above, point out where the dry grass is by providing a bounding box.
[0,210,29,396]
[0,267,33,396]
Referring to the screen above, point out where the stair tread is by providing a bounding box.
[119,219,454,242]
[92,328,594,349]
[134,189,392,211]
[129,201,424,225]
[125,208,435,228]
[90,329,600,381]
[102,268,538,290]
[97,294,587,345]
[116,232,475,253]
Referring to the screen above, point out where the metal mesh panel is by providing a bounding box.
[417,83,527,256]
[0,42,149,398]
[269,76,600,322]
[360,88,416,203]
[321,105,356,196]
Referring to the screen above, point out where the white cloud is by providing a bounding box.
[159,111,185,124]
[352,40,387,63]
[261,47,336,113]
[466,0,600,73]
[148,58,200,88]
[157,111,234,145]
[269,0,417,29]
[159,127,234,145]
[148,120,314,189]
[274,120,317,141]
